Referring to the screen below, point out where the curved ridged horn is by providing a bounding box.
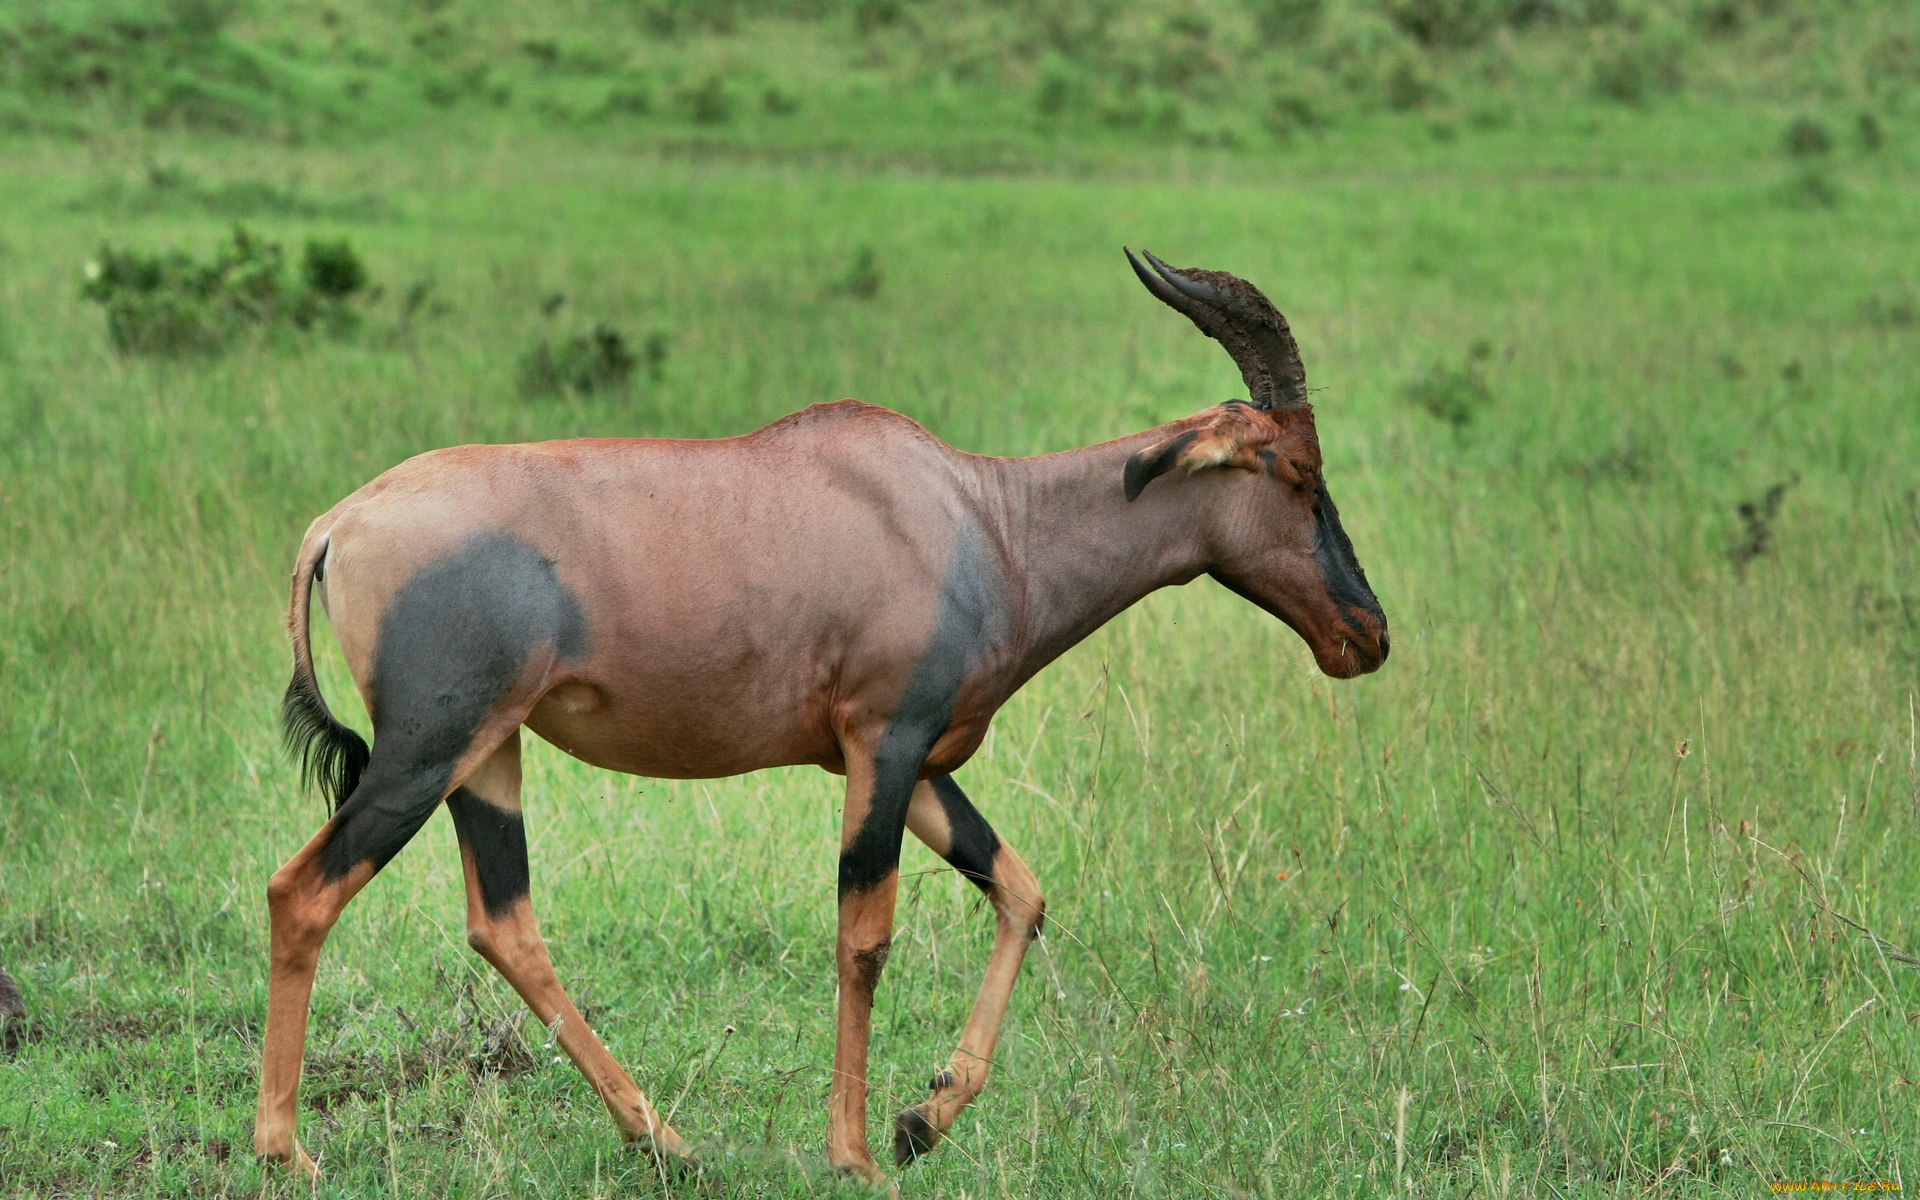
[1125,247,1308,411]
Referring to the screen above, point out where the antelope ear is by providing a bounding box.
[1123,408,1276,501]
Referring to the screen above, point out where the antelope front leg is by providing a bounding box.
[893,776,1045,1165]
[826,735,921,1184]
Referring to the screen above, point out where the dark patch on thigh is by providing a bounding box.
[447,787,531,917]
[319,532,588,881]
[839,535,999,899]
[930,775,1000,895]
[849,939,891,995]
[316,759,446,879]
[368,531,589,751]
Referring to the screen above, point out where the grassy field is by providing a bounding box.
[3,3,1919,1197]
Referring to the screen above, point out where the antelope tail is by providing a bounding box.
[280,531,369,814]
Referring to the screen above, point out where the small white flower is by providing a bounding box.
[103,1140,117,1148]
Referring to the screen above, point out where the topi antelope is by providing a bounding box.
[256,249,1389,1184]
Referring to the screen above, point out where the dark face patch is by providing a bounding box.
[838,536,996,899]
[319,532,588,881]
[1312,484,1385,638]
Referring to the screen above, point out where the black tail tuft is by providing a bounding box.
[282,670,370,815]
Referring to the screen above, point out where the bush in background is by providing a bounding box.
[80,226,372,356]
[1403,341,1494,430]
[3,0,1913,150]
[0,2,338,138]
[519,324,667,397]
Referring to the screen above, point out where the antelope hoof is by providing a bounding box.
[829,1155,892,1191]
[627,1132,701,1178]
[256,1137,319,1182]
[893,1105,940,1166]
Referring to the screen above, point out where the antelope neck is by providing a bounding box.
[982,426,1215,679]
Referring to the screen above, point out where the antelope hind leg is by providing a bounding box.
[254,753,458,1175]
[449,733,694,1165]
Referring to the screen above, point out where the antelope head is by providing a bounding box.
[1123,248,1389,680]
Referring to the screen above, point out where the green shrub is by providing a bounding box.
[1776,164,1844,209]
[0,8,333,137]
[79,227,373,356]
[519,324,665,397]
[827,246,883,300]
[1861,290,1916,329]
[853,0,905,35]
[1404,343,1494,429]
[1247,0,1326,42]
[1263,89,1324,140]
[1591,33,1685,104]
[1783,115,1832,157]
[1034,53,1082,118]
[1856,112,1884,151]
[1151,11,1227,89]
[678,72,734,124]
[1728,476,1798,575]
[69,164,388,221]
[599,85,655,117]
[1380,0,1504,48]
[1383,54,1439,110]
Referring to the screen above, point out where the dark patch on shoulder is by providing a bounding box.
[931,775,1000,895]
[446,787,531,917]
[319,532,588,881]
[893,1107,937,1166]
[850,940,891,995]
[1124,429,1200,501]
[839,536,997,898]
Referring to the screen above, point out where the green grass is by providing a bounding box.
[3,6,1920,1196]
